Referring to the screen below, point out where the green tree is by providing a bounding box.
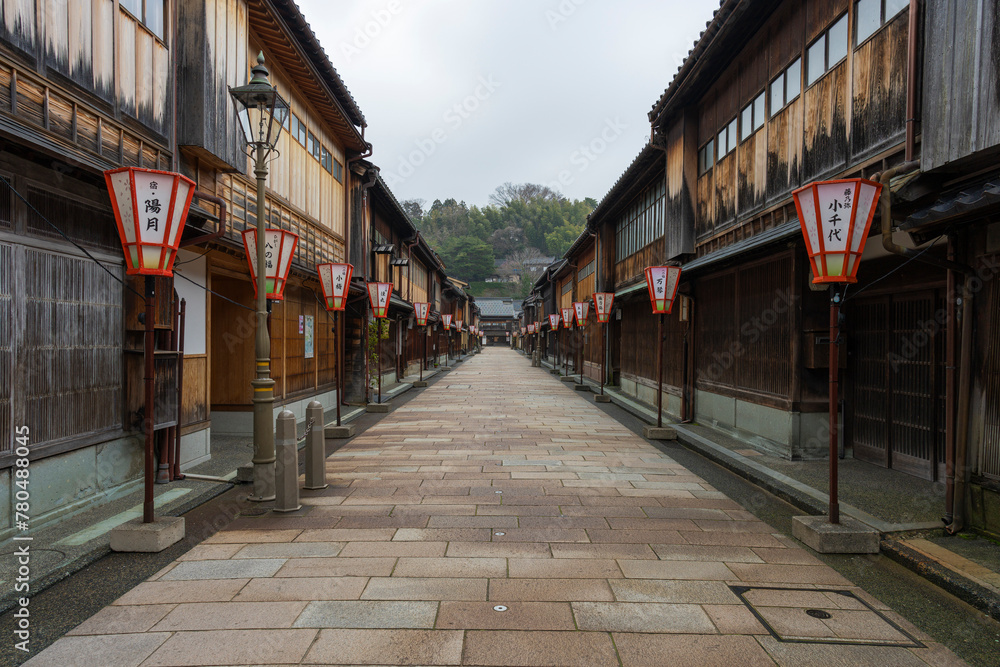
[440,236,495,282]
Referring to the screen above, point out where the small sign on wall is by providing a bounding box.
[299,315,304,334]
[304,315,314,359]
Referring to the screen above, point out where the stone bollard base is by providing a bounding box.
[325,424,356,439]
[110,516,184,552]
[594,394,612,403]
[366,403,391,413]
[413,380,429,387]
[643,426,677,440]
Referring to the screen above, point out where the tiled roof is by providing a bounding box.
[476,298,517,318]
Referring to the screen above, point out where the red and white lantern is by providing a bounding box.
[644,266,682,314]
[367,282,392,318]
[443,314,453,330]
[317,262,353,311]
[561,307,573,329]
[549,313,560,329]
[242,228,299,301]
[593,292,614,323]
[793,178,882,283]
[528,323,535,335]
[104,167,196,276]
[573,301,589,327]
[413,302,430,326]
[456,319,464,332]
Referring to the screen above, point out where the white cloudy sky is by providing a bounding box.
[296,1,713,209]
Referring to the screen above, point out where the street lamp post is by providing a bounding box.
[573,302,589,383]
[229,52,290,502]
[644,266,683,429]
[318,262,354,426]
[443,314,452,367]
[792,178,882,525]
[104,167,195,522]
[548,313,560,371]
[414,303,430,381]
[593,292,614,397]
[561,307,573,376]
[456,319,464,361]
[368,282,393,404]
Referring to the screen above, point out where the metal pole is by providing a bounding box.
[657,312,664,429]
[420,325,425,382]
[172,299,186,480]
[143,277,156,523]
[334,311,341,427]
[829,287,841,524]
[601,322,606,396]
[251,143,275,501]
[378,320,382,404]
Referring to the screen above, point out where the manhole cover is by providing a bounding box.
[729,586,924,648]
[493,605,508,612]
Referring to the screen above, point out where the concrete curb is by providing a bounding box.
[880,538,1000,622]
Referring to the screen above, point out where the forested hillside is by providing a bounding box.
[403,183,596,298]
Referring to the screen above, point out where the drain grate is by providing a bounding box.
[729,586,924,648]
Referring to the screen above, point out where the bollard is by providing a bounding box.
[274,410,301,512]
[304,401,328,490]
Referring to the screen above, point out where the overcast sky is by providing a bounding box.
[297,1,713,209]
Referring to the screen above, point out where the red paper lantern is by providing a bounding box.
[793,178,882,283]
[242,228,299,301]
[644,266,682,314]
[367,282,392,318]
[573,301,589,327]
[104,167,196,276]
[414,302,430,326]
[443,314,453,330]
[561,307,573,329]
[317,262,353,311]
[456,319,464,332]
[593,292,614,323]
[549,313,560,329]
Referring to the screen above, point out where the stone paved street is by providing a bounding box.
[24,349,966,666]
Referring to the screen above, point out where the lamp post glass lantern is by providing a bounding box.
[229,51,290,502]
[318,262,353,426]
[367,283,392,404]
[413,302,429,381]
[644,266,683,428]
[104,167,195,523]
[793,178,882,525]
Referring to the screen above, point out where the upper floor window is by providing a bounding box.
[855,0,908,45]
[717,117,737,161]
[291,115,307,147]
[769,58,801,116]
[807,14,848,86]
[332,158,344,183]
[121,0,164,39]
[321,146,333,173]
[578,260,595,282]
[698,139,715,175]
[740,91,766,142]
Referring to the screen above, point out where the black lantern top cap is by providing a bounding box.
[229,52,290,149]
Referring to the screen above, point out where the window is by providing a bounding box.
[769,58,801,116]
[614,179,666,262]
[717,117,737,160]
[698,139,715,175]
[293,115,307,146]
[121,0,164,39]
[855,0,909,45]
[740,91,767,141]
[807,14,849,86]
[578,260,595,282]
[332,158,344,183]
[320,146,333,173]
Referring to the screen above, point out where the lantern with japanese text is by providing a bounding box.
[644,266,682,314]
[455,319,464,332]
[793,178,882,283]
[317,263,353,311]
[528,323,535,334]
[242,228,299,301]
[573,301,589,327]
[414,302,430,326]
[549,313,560,329]
[367,282,392,318]
[443,314,453,330]
[562,307,573,329]
[593,293,614,323]
[104,167,196,276]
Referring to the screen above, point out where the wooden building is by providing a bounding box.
[476,297,518,346]
[538,0,1000,535]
